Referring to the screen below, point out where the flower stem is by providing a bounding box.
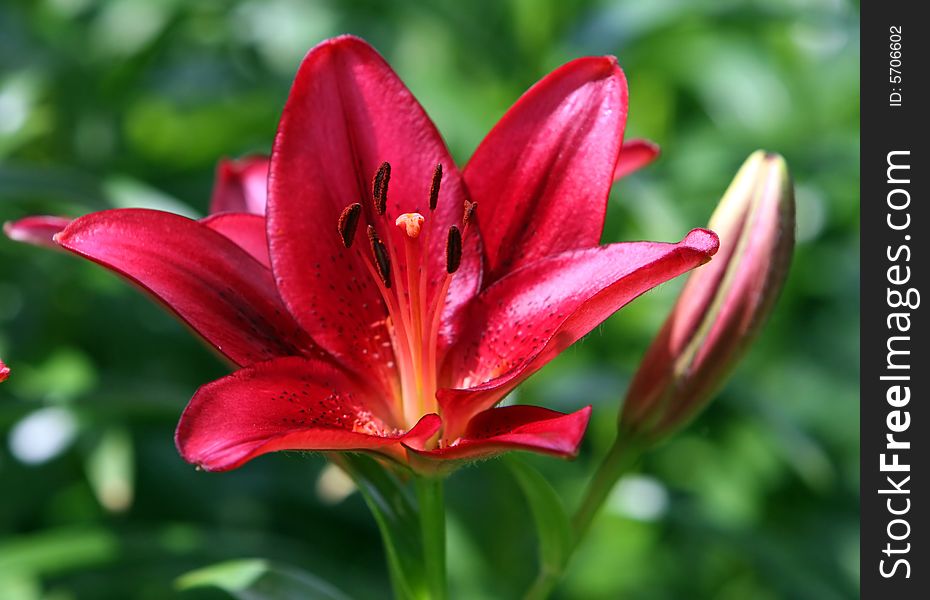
[522,436,643,600]
[414,475,447,600]
[571,436,641,544]
[523,568,562,600]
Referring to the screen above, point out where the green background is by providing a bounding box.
[0,0,859,598]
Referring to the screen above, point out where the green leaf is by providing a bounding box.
[177,558,351,600]
[506,457,573,576]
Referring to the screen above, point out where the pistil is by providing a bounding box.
[396,212,430,418]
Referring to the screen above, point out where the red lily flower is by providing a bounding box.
[0,358,9,382]
[3,158,272,260]
[6,36,717,474]
[4,216,74,249]
[612,139,661,180]
[209,155,270,216]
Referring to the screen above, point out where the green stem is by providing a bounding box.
[523,567,561,600]
[414,476,447,600]
[571,436,641,544]
[523,436,643,600]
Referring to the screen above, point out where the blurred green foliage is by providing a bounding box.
[0,0,859,598]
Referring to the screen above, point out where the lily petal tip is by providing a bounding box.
[682,228,720,257]
[566,405,594,454]
[748,149,787,171]
[4,215,72,248]
[761,151,789,177]
[312,33,373,58]
[594,54,624,79]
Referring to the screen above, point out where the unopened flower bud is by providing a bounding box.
[620,151,795,442]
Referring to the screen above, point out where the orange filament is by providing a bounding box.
[335,162,476,433]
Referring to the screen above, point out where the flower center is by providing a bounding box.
[336,162,473,433]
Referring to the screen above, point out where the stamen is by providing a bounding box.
[337,203,362,248]
[395,212,425,239]
[428,163,442,211]
[446,225,462,273]
[367,225,392,287]
[372,162,391,215]
[463,200,478,228]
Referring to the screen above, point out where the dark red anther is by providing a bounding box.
[446,225,462,274]
[372,162,391,215]
[463,200,477,228]
[337,203,362,248]
[428,163,443,211]
[367,225,392,287]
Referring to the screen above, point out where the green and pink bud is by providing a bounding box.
[620,151,795,442]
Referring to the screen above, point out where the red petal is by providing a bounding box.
[175,356,441,471]
[405,405,591,462]
[268,35,477,380]
[613,138,660,181]
[201,212,271,268]
[0,358,9,382]
[438,229,719,437]
[4,216,72,249]
[463,56,628,282]
[55,209,321,366]
[209,156,270,215]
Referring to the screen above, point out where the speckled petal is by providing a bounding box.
[404,405,591,464]
[55,208,322,366]
[463,56,628,282]
[176,356,442,471]
[267,35,479,386]
[438,229,719,438]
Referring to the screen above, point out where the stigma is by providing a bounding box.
[395,212,425,238]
